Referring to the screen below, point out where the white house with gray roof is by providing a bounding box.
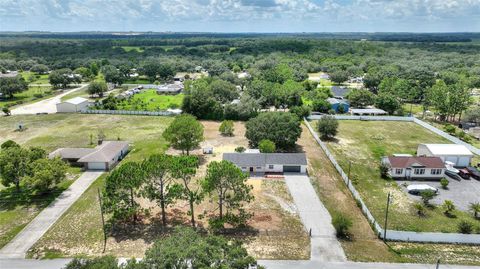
[49,141,129,171]
[56,97,90,113]
[223,153,307,174]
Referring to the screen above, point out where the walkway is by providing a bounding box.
[10,84,87,115]
[284,174,346,262]
[0,171,103,258]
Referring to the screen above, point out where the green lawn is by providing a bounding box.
[0,169,79,249]
[117,91,184,111]
[0,86,54,108]
[123,78,150,84]
[20,71,50,85]
[323,120,478,233]
[115,46,144,53]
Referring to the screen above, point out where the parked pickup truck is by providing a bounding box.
[466,166,480,180]
[459,168,471,180]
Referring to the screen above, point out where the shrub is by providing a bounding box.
[442,200,455,217]
[332,213,352,238]
[379,162,390,179]
[458,220,474,234]
[443,124,456,135]
[2,106,11,116]
[33,93,44,98]
[317,115,338,139]
[413,203,426,217]
[470,202,480,219]
[421,190,436,206]
[234,146,246,153]
[219,120,234,136]
[258,139,276,153]
[440,178,449,189]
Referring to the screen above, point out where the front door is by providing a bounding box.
[405,168,412,179]
[250,167,254,172]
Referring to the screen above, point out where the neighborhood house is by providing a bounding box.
[223,152,307,174]
[350,108,387,116]
[382,156,446,180]
[49,141,129,171]
[56,97,90,113]
[417,144,473,167]
[327,98,349,113]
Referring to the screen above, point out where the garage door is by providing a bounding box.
[283,165,301,173]
[88,162,106,170]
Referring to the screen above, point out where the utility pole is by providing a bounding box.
[97,188,107,253]
[383,192,391,242]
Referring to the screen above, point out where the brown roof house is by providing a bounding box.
[382,156,445,180]
[49,141,129,171]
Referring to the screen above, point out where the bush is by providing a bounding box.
[413,203,426,217]
[219,120,234,136]
[317,115,338,139]
[458,220,474,234]
[2,106,11,116]
[235,146,245,153]
[443,124,456,135]
[332,213,352,238]
[379,162,390,179]
[421,190,436,206]
[442,200,455,217]
[33,93,44,98]
[259,139,276,153]
[440,178,449,189]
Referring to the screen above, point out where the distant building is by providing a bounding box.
[49,141,129,171]
[417,144,473,167]
[327,98,349,113]
[141,84,183,95]
[0,71,19,78]
[56,97,90,113]
[330,86,351,99]
[349,108,387,116]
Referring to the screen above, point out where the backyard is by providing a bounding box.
[116,90,184,111]
[301,123,480,265]
[322,120,479,233]
[26,120,309,260]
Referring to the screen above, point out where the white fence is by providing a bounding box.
[82,109,177,116]
[303,118,480,244]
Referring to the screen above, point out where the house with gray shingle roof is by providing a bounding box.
[223,152,307,174]
[49,141,129,171]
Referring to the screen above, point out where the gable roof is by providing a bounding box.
[419,144,473,156]
[331,86,350,98]
[223,153,307,167]
[78,141,129,163]
[387,156,445,169]
[49,148,96,159]
[327,98,348,105]
[63,97,89,105]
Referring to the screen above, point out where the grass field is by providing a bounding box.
[302,123,480,265]
[20,71,50,85]
[118,91,184,111]
[0,86,54,108]
[322,120,478,233]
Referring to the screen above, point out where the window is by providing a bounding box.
[268,165,274,169]
[395,168,403,175]
[256,167,262,169]
[414,168,425,175]
[431,169,442,175]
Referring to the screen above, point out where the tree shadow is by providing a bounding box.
[0,184,69,212]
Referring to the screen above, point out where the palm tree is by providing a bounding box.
[470,202,480,219]
[443,200,455,217]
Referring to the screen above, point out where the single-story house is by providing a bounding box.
[350,108,387,116]
[417,144,473,167]
[56,97,90,113]
[331,86,350,99]
[223,152,307,174]
[0,71,19,78]
[327,98,349,113]
[49,141,129,171]
[382,156,445,180]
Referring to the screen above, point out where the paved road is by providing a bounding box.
[0,171,103,258]
[1,259,478,269]
[284,174,346,262]
[10,84,87,115]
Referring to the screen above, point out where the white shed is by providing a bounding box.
[56,97,89,113]
[417,144,473,167]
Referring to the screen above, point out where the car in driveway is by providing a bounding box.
[407,184,438,195]
[466,166,480,180]
[445,170,462,181]
[459,168,471,179]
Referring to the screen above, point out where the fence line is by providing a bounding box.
[303,118,480,245]
[82,109,177,116]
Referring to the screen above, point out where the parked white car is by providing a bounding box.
[407,184,438,195]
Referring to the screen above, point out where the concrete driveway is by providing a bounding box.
[284,174,346,262]
[10,84,87,115]
[398,178,480,211]
[0,171,103,258]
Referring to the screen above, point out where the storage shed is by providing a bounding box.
[56,97,89,113]
[417,144,473,167]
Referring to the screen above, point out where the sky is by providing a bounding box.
[0,0,480,33]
